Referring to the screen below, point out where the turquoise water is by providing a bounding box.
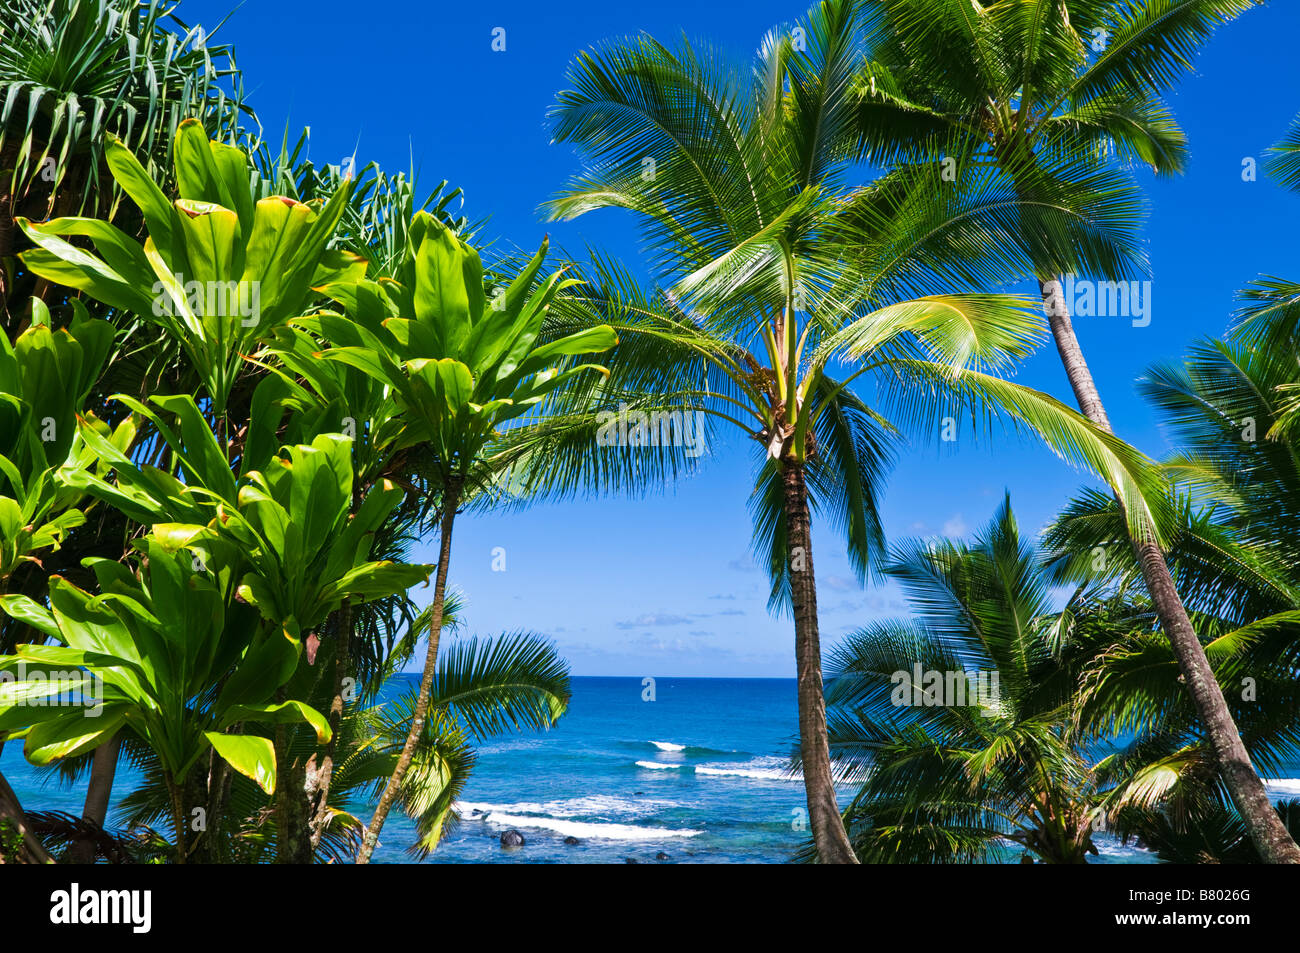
[6,675,1292,862]
[370,675,816,863]
[364,676,1158,864]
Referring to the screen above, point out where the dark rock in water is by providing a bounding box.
[634,791,644,796]
[500,829,526,847]
[625,857,638,864]
[471,809,484,816]
[563,836,581,845]
[655,852,670,861]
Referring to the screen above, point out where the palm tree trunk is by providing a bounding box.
[0,136,24,329]
[274,724,313,864]
[200,747,230,864]
[781,459,858,863]
[65,734,120,864]
[0,767,51,863]
[356,479,460,864]
[1039,279,1300,864]
[310,481,362,849]
[165,776,187,865]
[309,598,352,850]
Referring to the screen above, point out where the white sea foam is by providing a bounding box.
[696,759,795,780]
[650,741,686,751]
[635,760,687,770]
[460,800,554,817]
[459,796,675,820]
[690,756,861,785]
[1265,778,1300,798]
[1092,837,1157,862]
[458,804,701,841]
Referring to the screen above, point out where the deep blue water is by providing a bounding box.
[370,675,814,863]
[6,675,1295,863]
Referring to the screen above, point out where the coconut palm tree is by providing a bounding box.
[1039,120,1300,859]
[828,486,1300,863]
[850,0,1298,862]
[535,0,1162,862]
[328,629,569,860]
[1051,336,1300,623]
[1238,109,1300,428]
[823,496,1111,863]
[1042,331,1300,860]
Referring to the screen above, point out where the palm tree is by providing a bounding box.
[1043,332,1300,860]
[829,484,1300,863]
[329,630,569,860]
[851,0,1298,862]
[1052,337,1300,624]
[823,496,1110,863]
[536,0,1161,862]
[1239,109,1300,427]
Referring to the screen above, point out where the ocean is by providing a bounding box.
[4,675,1295,863]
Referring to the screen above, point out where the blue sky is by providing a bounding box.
[188,0,1300,676]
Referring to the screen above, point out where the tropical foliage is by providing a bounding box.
[532,0,1170,862]
[0,0,252,325]
[846,0,1297,863]
[0,20,582,859]
[0,0,1295,868]
[825,497,1108,863]
[826,493,1300,864]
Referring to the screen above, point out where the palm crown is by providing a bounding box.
[825,496,1105,863]
[537,0,1163,861]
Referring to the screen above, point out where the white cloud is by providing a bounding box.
[942,514,969,537]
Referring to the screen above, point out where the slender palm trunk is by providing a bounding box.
[165,776,187,865]
[0,767,51,863]
[66,734,120,864]
[311,482,363,849]
[1039,279,1300,863]
[0,138,26,328]
[309,598,352,850]
[201,747,230,864]
[356,479,460,864]
[781,459,858,863]
[274,725,313,864]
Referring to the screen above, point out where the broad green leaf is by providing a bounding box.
[219,700,332,744]
[205,732,277,794]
